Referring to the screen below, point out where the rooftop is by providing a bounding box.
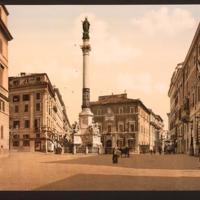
[90,93,150,114]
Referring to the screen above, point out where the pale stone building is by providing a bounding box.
[0,5,13,152]
[168,63,185,154]
[168,22,200,155]
[149,109,164,152]
[9,73,71,152]
[90,93,152,154]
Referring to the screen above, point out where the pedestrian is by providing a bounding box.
[158,146,162,155]
[112,147,119,164]
[153,147,156,154]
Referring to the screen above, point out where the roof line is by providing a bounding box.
[183,22,200,66]
[2,5,9,15]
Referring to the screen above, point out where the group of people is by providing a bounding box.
[150,146,162,155]
[112,146,130,164]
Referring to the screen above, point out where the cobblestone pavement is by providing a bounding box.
[1,152,200,190]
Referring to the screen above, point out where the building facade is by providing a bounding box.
[149,109,164,152]
[9,73,71,152]
[0,5,13,152]
[168,22,200,156]
[90,93,163,154]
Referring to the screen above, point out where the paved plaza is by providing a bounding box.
[1,152,200,190]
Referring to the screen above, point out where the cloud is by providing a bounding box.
[131,7,196,37]
[117,72,153,94]
[117,72,168,95]
[70,13,142,66]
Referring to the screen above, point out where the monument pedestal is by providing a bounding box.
[79,108,93,134]
[72,108,101,153]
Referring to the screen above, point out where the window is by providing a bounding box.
[13,95,20,102]
[23,140,30,146]
[0,39,2,55]
[118,123,124,132]
[36,93,40,100]
[23,134,30,146]
[14,105,19,113]
[192,93,195,107]
[13,121,20,129]
[36,103,40,111]
[36,134,40,138]
[108,125,112,133]
[2,101,5,112]
[0,65,3,85]
[198,86,200,102]
[130,107,135,113]
[23,134,29,139]
[36,77,41,82]
[34,118,40,129]
[13,141,19,147]
[0,100,5,112]
[24,120,30,128]
[13,134,19,139]
[24,104,28,112]
[23,94,30,101]
[1,125,3,139]
[130,123,135,132]
[119,107,123,114]
[2,101,5,111]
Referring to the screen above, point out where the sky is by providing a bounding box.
[6,5,200,129]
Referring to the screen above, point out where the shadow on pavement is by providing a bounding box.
[35,173,200,191]
[42,154,200,170]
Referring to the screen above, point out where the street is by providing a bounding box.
[1,152,200,190]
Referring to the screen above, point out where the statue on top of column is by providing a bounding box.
[82,17,90,40]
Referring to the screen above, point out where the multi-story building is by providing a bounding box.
[168,22,200,155]
[0,5,13,152]
[168,63,185,154]
[90,93,161,154]
[149,109,164,152]
[9,73,71,152]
